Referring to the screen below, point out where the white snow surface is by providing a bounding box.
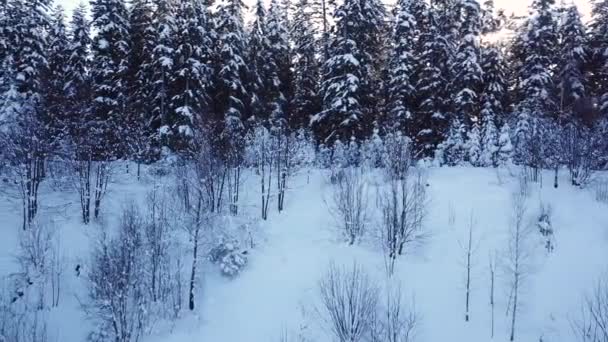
[1,164,607,342]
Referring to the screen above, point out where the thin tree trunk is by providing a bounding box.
[189,224,200,311]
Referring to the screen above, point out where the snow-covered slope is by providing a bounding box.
[1,165,607,342]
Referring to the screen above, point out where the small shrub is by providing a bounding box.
[209,239,248,277]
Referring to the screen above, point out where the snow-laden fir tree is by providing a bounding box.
[151,0,177,150]
[312,0,387,144]
[90,0,130,159]
[291,0,321,129]
[44,5,70,148]
[466,121,482,166]
[497,122,514,165]
[439,117,466,166]
[588,0,608,116]
[247,0,275,125]
[126,0,157,158]
[213,0,249,155]
[386,0,417,134]
[414,8,452,157]
[64,3,92,144]
[480,111,499,166]
[479,46,507,166]
[171,0,213,150]
[557,5,587,111]
[513,0,558,169]
[266,0,292,130]
[452,0,483,127]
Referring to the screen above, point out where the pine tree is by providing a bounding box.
[588,0,608,116]
[247,0,275,124]
[518,0,559,118]
[291,0,321,129]
[151,0,177,150]
[480,112,498,166]
[452,0,483,126]
[267,0,293,130]
[171,0,213,150]
[557,5,587,111]
[44,5,70,147]
[386,0,416,133]
[313,0,387,143]
[64,2,92,146]
[466,121,481,166]
[213,0,249,155]
[126,0,157,158]
[90,0,131,159]
[415,8,451,157]
[440,117,466,166]
[497,122,513,165]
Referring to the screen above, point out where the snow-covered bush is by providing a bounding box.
[209,239,248,277]
[536,203,554,252]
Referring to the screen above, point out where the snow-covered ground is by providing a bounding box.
[1,165,607,342]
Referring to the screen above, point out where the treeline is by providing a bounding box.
[1,0,607,175]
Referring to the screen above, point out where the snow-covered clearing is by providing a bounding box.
[1,165,607,342]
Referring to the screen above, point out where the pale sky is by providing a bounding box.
[56,0,593,24]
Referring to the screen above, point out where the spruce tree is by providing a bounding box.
[126,0,157,158]
[313,0,387,143]
[90,0,131,159]
[452,0,483,126]
[497,122,513,165]
[386,0,416,133]
[171,0,213,150]
[291,0,321,129]
[44,5,70,147]
[267,0,293,130]
[479,46,507,166]
[557,5,587,110]
[588,0,608,116]
[64,2,91,146]
[213,0,249,155]
[151,0,177,150]
[415,8,451,157]
[467,121,481,166]
[247,0,275,124]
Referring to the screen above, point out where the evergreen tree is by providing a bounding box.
[466,121,481,166]
[171,0,213,150]
[414,8,451,157]
[247,0,275,124]
[557,5,587,110]
[90,0,131,159]
[588,0,608,116]
[291,0,321,129]
[452,0,483,126]
[518,0,559,118]
[213,0,249,155]
[44,5,70,147]
[64,3,92,146]
[497,122,513,165]
[480,112,498,166]
[126,0,157,158]
[267,0,293,130]
[151,0,177,150]
[440,117,466,165]
[386,0,416,133]
[313,0,387,143]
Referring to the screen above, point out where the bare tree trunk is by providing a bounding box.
[489,252,495,338]
[465,216,473,322]
[189,223,200,311]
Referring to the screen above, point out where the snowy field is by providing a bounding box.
[1,164,607,342]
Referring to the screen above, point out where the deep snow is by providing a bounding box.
[1,165,607,342]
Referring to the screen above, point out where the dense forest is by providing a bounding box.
[1,0,607,174]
